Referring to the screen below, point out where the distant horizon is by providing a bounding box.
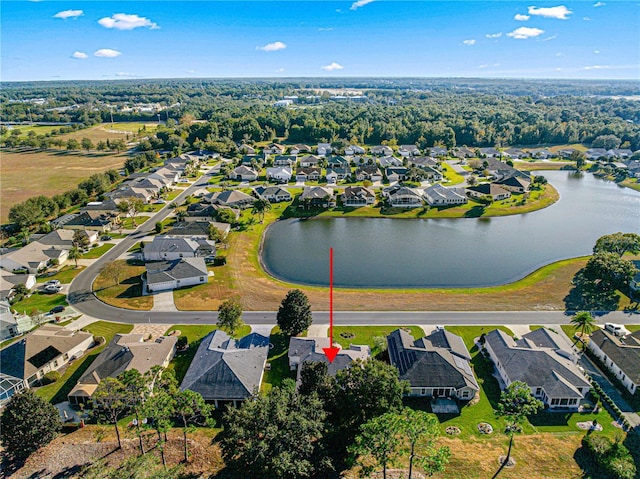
[2,1,638,82]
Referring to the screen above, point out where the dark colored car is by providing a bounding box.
[49,305,65,314]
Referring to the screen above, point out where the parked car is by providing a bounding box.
[604,323,631,337]
[49,305,65,314]
[44,284,63,293]
[101,235,112,241]
[45,280,61,287]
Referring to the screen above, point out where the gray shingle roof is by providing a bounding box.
[590,329,640,385]
[146,258,208,285]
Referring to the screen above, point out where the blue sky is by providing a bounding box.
[1,1,638,81]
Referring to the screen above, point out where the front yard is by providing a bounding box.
[36,265,86,284]
[93,259,153,310]
[11,291,67,315]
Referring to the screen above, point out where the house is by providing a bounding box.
[186,202,225,219]
[484,328,590,409]
[288,337,370,386]
[415,165,443,182]
[585,148,609,160]
[36,229,99,249]
[1,241,69,274]
[289,144,311,155]
[452,146,476,159]
[229,165,259,181]
[494,176,531,193]
[399,145,420,157]
[327,156,350,169]
[628,161,640,179]
[428,146,449,157]
[295,167,322,182]
[410,156,439,169]
[263,143,285,155]
[325,167,351,183]
[299,155,322,167]
[266,166,292,183]
[378,155,403,167]
[68,333,177,404]
[387,328,479,400]
[317,143,332,156]
[80,199,120,216]
[588,328,640,395]
[345,145,366,156]
[0,269,36,302]
[608,149,633,159]
[355,166,383,182]
[143,235,215,261]
[371,145,393,157]
[145,258,209,292]
[253,186,292,203]
[208,190,255,209]
[385,167,410,183]
[238,144,256,155]
[529,149,554,160]
[273,155,297,167]
[0,301,32,341]
[63,212,114,232]
[0,324,93,403]
[503,148,526,159]
[240,155,264,167]
[107,186,156,203]
[341,186,376,206]
[299,187,335,209]
[423,184,468,206]
[482,158,531,181]
[479,147,500,158]
[167,220,230,239]
[388,187,423,207]
[180,330,269,406]
[559,148,577,159]
[150,167,181,186]
[466,183,511,202]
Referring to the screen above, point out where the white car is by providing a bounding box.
[44,284,63,293]
[604,323,631,337]
[45,279,61,287]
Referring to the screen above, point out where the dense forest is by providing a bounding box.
[2,78,640,150]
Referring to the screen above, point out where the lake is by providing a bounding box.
[261,171,640,288]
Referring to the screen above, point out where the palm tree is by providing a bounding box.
[571,311,597,349]
[68,246,81,268]
[251,198,271,223]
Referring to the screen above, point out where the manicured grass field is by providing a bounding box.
[93,260,153,310]
[119,216,150,229]
[164,324,251,383]
[35,321,133,404]
[11,291,67,315]
[82,243,114,259]
[261,326,297,393]
[36,265,86,283]
[0,149,128,222]
[332,325,425,356]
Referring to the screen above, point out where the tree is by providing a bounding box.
[208,224,224,242]
[155,222,163,234]
[581,252,638,292]
[66,138,80,151]
[118,369,150,455]
[219,380,328,478]
[81,137,94,152]
[495,381,543,469]
[570,150,586,169]
[396,408,450,478]
[68,246,82,268]
[101,261,123,286]
[174,389,214,462]
[0,390,61,462]
[217,299,243,335]
[93,377,129,450]
[143,369,177,470]
[73,229,90,250]
[251,198,271,223]
[117,197,145,226]
[592,134,621,150]
[277,289,313,336]
[350,413,402,479]
[570,311,597,349]
[298,361,331,397]
[593,232,640,257]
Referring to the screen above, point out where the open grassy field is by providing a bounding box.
[0,148,128,222]
[55,122,159,143]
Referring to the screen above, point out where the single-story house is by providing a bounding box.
[326,167,351,183]
[80,199,120,216]
[342,186,376,206]
[289,144,311,155]
[208,190,255,209]
[63,211,114,232]
[588,328,640,395]
[503,148,526,159]
[0,324,93,403]
[482,158,531,182]
[427,146,448,157]
[528,149,554,160]
[0,301,30,341]
[288,337,370,386]
[299,187,335,209]
[317,143,332,157]
[229,165,259,181]
[608,149,633,159]
[378,155,403,167]
[35,229,99,249]
[327,156,350,169]
[0,269,36,302]
[410,156,439,169]
[479,147,500,158]
[585,148,609,160]
[423,184,468,206]
[238,144,256,155]
[253,186,292,203]
[494,176,531,193]
[399,145,420,157]
[180,330,270,407]
[107,186,155,204]
[266,166,293,183]
[1,241,69,274]
[452,147,476,159]
[387,328,479,400]
[143,235,215,261]
[145,258,209,292]
[299,155,322,168]
[296,167,322,182]
[355,166,383,182]
[68,333,177,404]
[415,165,443,182]
[167,220,230,239]
[273,155,297,167]
[240,155,264,167]
[371,145,394,157]
[345,145,366,156]
[263,143,285,155]
[386,167,410,183]
[484,328,590,409]
[466,183,511,202]
[388,187,423,207]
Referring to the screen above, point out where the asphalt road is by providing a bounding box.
[68,164,638,326]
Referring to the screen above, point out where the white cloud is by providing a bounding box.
[583,17,591,21]
[527,5,572,20]
[350,0,374,10]
[53,10,84,19]
[478,64,489,69]
[98,13,158,30]
[542,34,557,41]
[256,41,287,52]
[94,49,122,58]
[318,27,334,31]
[185,69,196,74]
[593,2,606,7]
[584,65,610,70]
[321,62,344,71]
[275,68,285,72]
[462,39,476,46]
[507,27,545,39]
[71,51,88,59]
[486,33,502,38]
[594,50,600,54]
[514,14,530,21]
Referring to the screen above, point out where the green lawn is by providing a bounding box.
[333,325,425,357]
[625,325,640,332]
[120,216,150,229]
[441,162,465,185]
[11,291,67,315]
[36,265,86,283]
[261,326,296,393]
[82,243,114,259]
[35,321,133,404]
[164,324,251,384]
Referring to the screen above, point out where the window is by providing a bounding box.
[462,391,469,398]
[63,353,69,361]
[53,360,59,368]
[200,277,205,282]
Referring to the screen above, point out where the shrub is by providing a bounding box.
[42,371,61,384]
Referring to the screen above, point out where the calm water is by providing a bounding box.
[261,171,640,288]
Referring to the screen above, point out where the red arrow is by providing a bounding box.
[323,247,340,363]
